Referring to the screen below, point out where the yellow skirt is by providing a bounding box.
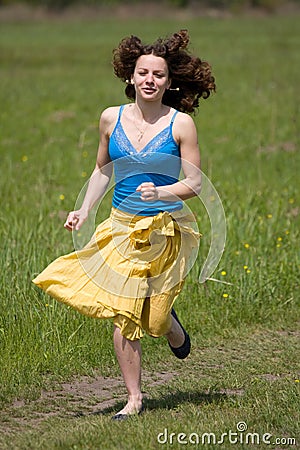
[32,207,200,340]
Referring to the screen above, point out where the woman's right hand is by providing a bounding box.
[64,209,89,232]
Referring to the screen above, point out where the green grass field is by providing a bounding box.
[0,13,299,450]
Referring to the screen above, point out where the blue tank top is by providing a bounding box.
[108,105,183,216]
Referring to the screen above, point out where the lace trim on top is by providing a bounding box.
[112,110,178,160]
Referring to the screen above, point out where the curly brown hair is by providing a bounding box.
[112,29,216,114]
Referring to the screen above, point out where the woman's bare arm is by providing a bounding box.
[64,107,117,231]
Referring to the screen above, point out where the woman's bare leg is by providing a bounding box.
[113,325,143,415]
[165,315,185,347]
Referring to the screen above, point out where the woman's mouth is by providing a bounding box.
[143,87,156,94]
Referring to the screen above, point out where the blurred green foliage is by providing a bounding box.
[0,0,298,12]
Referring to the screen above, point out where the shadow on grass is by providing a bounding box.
[73,389,229,418]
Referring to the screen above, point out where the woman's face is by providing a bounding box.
[132,54,171,102]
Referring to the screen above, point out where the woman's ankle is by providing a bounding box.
[128,393,143,407]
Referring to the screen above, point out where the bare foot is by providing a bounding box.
[114,394,143,417]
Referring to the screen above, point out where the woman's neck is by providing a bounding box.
[134,98,166,123]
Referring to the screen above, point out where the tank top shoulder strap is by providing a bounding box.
[117,104,125,122]
[110,105,125,139]
[170,109,179,131]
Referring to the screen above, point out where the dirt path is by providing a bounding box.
[1,328,299,436]
[0,369,177,435]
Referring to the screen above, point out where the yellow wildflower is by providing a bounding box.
[81,171,87,178]
[21,155,28,162]
[267,214,272,219]
[222,293,229,298]
[221,271,227,276]
[244,243,250,249]
[59,194,65,201]
[82,151,88,158]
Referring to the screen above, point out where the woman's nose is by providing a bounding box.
[145,73,154,83]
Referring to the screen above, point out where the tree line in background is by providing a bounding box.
[0,0,298,11]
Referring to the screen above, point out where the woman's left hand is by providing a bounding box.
[136,182,159,201]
